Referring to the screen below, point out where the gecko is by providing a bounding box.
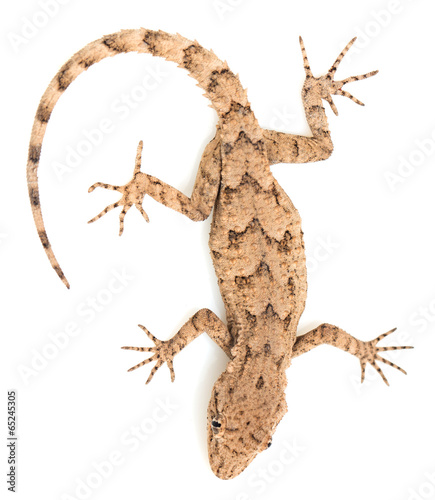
[27,29,413,480]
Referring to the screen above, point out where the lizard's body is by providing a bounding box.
[211,111,307,367]
[27,29,412,480]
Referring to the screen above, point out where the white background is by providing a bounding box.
[2,0,435,499]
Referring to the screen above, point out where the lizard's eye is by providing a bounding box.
[267,439,272,448]
[211,418,222,433]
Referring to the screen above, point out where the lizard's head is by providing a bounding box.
[207,363,287,480]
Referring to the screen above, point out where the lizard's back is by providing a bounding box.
[209,106,307,362]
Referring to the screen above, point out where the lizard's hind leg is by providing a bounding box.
[291,324,413,385]
[88,132,222,235]
[122,309,233,384]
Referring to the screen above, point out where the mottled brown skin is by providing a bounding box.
[27,30,413,480]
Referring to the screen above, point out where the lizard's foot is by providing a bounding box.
[122,324,176,384]
[299,37,378,115]
[88,141,150,235]
[360,328,413,386]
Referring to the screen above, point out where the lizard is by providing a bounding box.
[26,29,413,480]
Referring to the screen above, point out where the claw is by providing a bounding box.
[360,360,367,384]
[167,358,176,383]
[88,140,150,233]
[325,94,339,116]
[377,356,407,375]
[373,360,389,386]
[340,70,379,85]
[134,140,144,175]
[119,204,133,236]
[121,346,154,352]
[360,328,413,386]
[336,89,364,106]
[329,37,357,76]
[88,202,120,224]
[135,203,150,223]
[138,324,158,343]
[378,345,413,352]
[375,328,397,343]
[146,360,164,385]
[299,36,313,77]
[300,36,378,114]
[88,182,120,193]
[122,324,176,384]
[126,356,155,372]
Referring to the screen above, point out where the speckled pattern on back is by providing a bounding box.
[27,30,413,480]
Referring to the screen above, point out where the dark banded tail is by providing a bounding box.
[27,28,250,287]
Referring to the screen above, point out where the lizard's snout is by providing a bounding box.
[208,424,262,480]
[208,441,250,480]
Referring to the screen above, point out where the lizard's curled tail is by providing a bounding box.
[27,28,250,288]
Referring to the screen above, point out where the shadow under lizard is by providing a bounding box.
[26,29,413,480]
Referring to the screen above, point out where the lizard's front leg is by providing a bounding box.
[88,132,221,235]
[264,37,378,164]
[291,324,413,385]
[122,309,233,384]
